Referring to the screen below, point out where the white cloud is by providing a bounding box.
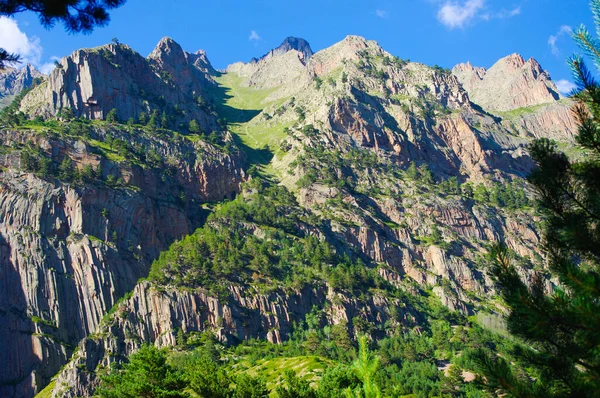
[0,16,43,66]
[0,16,58,74]
[39,58,59,74]
[375,9,388,18]
[497,6,521,18]
[249,30,261,41]
[548,25,572,56]
[556,79,576,94]
[437,0,485,29]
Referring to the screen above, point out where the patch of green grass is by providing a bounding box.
[212,73,279,122]
[229,121,292,155]
[234,356,331,393]
[34,379,56,398]
[494,99,571,119]
[210,72,294,178]
[87,138,127,162]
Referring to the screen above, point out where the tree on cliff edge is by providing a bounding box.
[0,0,127,69]
[472,1,600,396]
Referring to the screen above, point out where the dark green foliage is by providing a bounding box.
[295,107,306,122]
[186,355,231,398]
[189,119,202,133]
[314,77,323,89]
[58,157,75,180]
[97,345,188,398]
[316,365,360,398]
[20,146,52,177]
[148,110,160,128]
[469,182,532,210]
[148,181,385,294]
[105,108,118,123]
[471,6,600,394]
[231,374,270,398]
[80,164,95,182]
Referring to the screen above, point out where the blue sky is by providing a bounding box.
[0,0,594,93]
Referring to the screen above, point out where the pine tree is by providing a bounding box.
[105,108,118,123]
[97,345,188,398]
[345,336,381,398]
[472,2,600,396]
[161,111,169,129]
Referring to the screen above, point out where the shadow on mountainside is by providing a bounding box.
[206,74,275,171]
[206,76,261,124]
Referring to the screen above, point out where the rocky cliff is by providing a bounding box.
[0,64,43,108]
[50,281,407,397]
[18,40,219,132]
[0,123,245,397]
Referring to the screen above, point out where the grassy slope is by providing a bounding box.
[211,73,292,178]
[34,380,55,398]
[231,355,332,395]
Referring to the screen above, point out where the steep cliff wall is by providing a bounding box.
[0,126,245,397]
[51,281,407,397]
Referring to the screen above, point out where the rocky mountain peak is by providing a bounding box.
[499,53,526,68]
[148,36,186,62]
[252,36,313,64]
[0,63,43,108]
[453,53,561,112]
[276,36,313,60]
[18,39,218,129]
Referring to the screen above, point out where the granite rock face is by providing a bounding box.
[51,281,409,397]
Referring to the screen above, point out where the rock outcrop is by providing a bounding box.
[253,36,313,64]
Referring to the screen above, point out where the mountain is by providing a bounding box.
[453,53,562,112]
[0,36,578,397]
[19,39,219,132]
[0,64,43,108]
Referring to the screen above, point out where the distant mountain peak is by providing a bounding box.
[253,36,313,64]
[453,53,561,112]
[0,64,43,108]
[148,36,186,62]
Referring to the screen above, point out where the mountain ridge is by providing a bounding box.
[0,34,578,397]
